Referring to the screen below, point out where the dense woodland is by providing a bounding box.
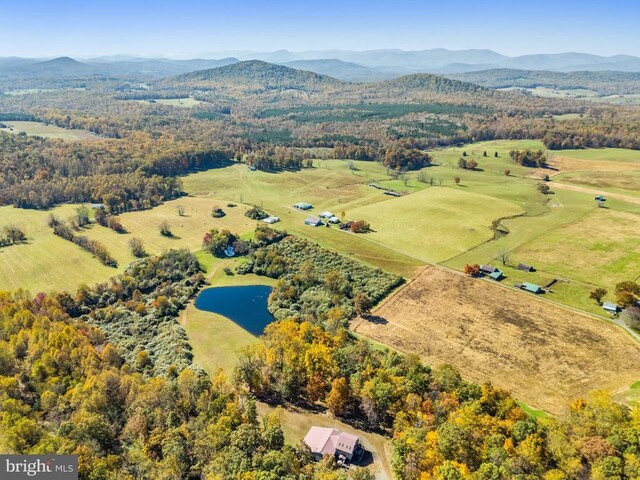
[2,60,640,210]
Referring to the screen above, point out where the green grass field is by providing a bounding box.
[0,197,257,293]
[347,187,524,263]
[0,121,99,140]
[2,139,639,319]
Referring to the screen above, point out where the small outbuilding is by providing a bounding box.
[369,183,382,189]
[328,216,341,224]
[305,217,323,227]
[517,263,534,272]
[263,216,280,224]
[294,202,313,210]
[384,190,402,197]
[480,265,498,274]
[318,211,334,219]
[90,203,105,210]
[603,302,620,314]
[520,282,542,294]
[489,270,504,281]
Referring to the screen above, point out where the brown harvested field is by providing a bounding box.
[352,266,640,415]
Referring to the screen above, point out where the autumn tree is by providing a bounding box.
[354,292,373,318]
[464,264,481,276]
[159,221,172,237]
[589,288,608,305]
[128,237,147,258]
[327,377,351,417]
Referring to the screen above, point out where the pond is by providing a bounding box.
[194,285,274,336]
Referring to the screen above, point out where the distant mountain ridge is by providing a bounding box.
[448,69,640,95]
[206,49,640,74]
[174,60,345,89]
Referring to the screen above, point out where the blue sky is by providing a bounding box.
[0,0,638,58]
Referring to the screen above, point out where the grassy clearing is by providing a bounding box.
[257,402,393,479]
[511,208,640,293]
[347,187,524,263]
[133,97,203,108]
[0,197,256,293]
[553,171,640,197]
[0,121,99,140]
[352,266,640,415]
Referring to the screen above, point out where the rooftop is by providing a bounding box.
[303,427,359,456]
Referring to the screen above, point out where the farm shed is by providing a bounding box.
[603,302,620,314]
[520,282,542,294]
[384,190,402,197]
[318,211,334,219]
[90,203,105,209]
[369,183,382,189]
[263,216,280,224]
[489,270,504,281]
[294,202,313,210]
[328,216,340,224]
[480,265,498,274]
[517,263,534,272]
[303,427,362,462]
[305,217,323,227]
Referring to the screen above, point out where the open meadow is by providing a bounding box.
[132,97,204,108]
[352,266,640,415]
[0,197,256,293]
[0,121,100,140]
[2,140,639,316]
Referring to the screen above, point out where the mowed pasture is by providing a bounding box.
[0,121,99,140]
[0,197,257,293]
[352,266,640,415]
[346,188,524,263]
[512,208,640,292]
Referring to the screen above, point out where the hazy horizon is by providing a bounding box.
[1,0,638,58]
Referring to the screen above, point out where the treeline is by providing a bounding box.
[237,233,403,320]
[0,291,374,480]
[333,142,432,170]
[245,145,316,171]
[0,132,232,209]
[0,224,27,247]
[55,249,204,374]
[509,149,548,168]
[49,215,117,267]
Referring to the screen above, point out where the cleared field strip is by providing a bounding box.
[352,266,640,415]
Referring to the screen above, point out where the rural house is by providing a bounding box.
[303,427,362,463]
[294,202,313,210]
[480,265,498,274]
[305,217,323,227]
[603,302,620,314]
